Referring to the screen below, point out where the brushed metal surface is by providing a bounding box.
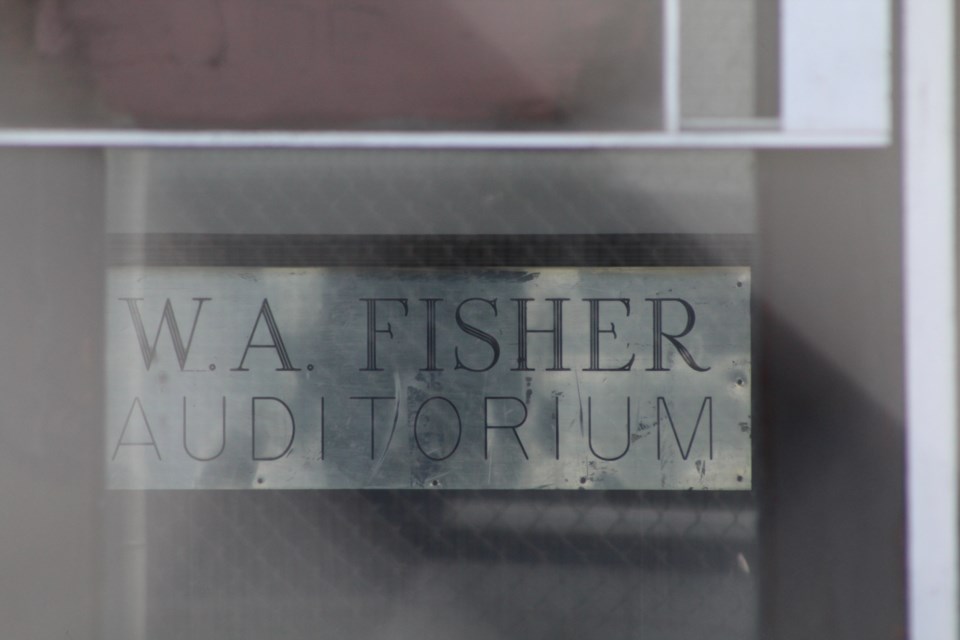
[106,266,750,489]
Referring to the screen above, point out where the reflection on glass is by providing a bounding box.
[2,0,664,130]
[101,145,758,639]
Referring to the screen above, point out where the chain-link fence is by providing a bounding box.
[104,490,756,639]
[102,141,757,640]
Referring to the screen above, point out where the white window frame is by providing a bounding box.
[904,1,958,639]
[0,0,892,149]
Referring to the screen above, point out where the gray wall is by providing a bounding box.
[0,149,105,638]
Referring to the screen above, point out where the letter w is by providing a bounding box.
[121,298,210,371]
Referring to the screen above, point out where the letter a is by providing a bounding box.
[112,397,162,461]
[233,299,301,371]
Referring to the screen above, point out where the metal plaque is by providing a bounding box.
[106,266,751,489]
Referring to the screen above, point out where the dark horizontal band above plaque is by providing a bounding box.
[107,234,753,267]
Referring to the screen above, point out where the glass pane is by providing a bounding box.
[100,147,757,639]
[105,149,755,235]
[680,0,771,122]
[0,0,909,637]
[0,0,664,130]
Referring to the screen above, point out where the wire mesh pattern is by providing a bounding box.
[105,150,756,237]
[105,490,756,639]
[102,139,757,640]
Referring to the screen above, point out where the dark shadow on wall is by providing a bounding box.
[759,306,905,640]
[757,144,905,640]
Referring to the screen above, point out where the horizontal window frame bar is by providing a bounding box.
[0,129,888,149]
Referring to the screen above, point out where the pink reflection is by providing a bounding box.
[35,0,657,128]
